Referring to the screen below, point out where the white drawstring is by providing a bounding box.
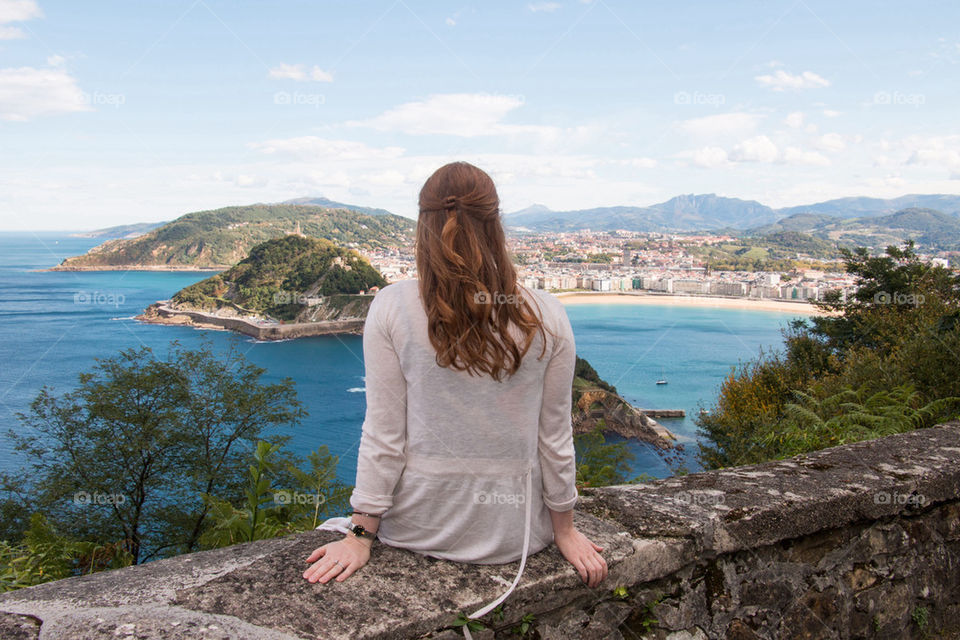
[463,466,533,640]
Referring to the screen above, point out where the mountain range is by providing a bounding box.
[505,193,960,234]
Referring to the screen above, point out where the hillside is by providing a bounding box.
[681,231,842,271]
[505,193,960,233]
[166,235,387,323]
[749,207,960,250]
[53,204,414,270]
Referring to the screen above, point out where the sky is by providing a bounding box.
[1,0,958,230]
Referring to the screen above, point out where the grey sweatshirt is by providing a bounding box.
[349,279,579,564]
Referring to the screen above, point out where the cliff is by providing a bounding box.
[2,421,958,639]
[572,356,676,448]
[572,388,676,448]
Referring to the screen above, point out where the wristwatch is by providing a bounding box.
[350,523,375,540]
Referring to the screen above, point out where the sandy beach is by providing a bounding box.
[554,291,827,314]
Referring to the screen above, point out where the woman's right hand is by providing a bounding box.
[554,527,607,587]
[303,535,372,584]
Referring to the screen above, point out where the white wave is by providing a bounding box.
[346,387,366,393]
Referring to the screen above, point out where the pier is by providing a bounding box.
[642,408,685,418]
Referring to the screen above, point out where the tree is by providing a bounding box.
[697,242,960,469]
[8,340,305,563]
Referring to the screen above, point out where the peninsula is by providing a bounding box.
[136,234,386,339]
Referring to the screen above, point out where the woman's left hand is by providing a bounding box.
[303,535,371,584]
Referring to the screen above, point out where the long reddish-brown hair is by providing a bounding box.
[416,162,548,380]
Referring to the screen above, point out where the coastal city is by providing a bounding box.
[366,229,953,305]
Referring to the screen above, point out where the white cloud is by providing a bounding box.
[622,157,657,169]
[822,109,841,117]
[249,136,405,160]
[445,17,456,26]
[528,2,561,12]
[268,63,333,82]
[0,66,91,121]
[755,69,830,91]
[347,93,559,139]
[816,133,846,153]
[903,135,960,177]
[730,135,779,163]
[0,0,42,39]
[690,146,729,168]
[784,111,804,128]
[677,112,763,138]
[783,147,831,166]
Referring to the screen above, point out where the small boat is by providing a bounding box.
[656,367,668,385]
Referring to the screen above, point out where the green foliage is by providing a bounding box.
[759,385,960,459]
[450,612,487,632]
[199,442,351,549]
[574,427,636,487]
[59,204,414,268]
[511,612,536,637]
[634,593,665,633]
[8,340,305,563]
[573,356,618,398]
[0,514,133,592]
[698,242,960,468]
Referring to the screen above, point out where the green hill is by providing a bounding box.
[748,207,960,251]
[53,204,414,270]
[682,231,842,271]
[171,235,388,322]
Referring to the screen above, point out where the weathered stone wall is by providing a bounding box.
[2,421,958,639]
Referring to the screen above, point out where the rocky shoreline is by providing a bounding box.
[47,265,228,272]
[136,301,364,340]
[572,388,677,449]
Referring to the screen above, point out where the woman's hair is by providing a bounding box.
[416,161,549,381]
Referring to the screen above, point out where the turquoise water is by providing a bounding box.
[0,232,801,482]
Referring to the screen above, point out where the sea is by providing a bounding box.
[0,232,806,484]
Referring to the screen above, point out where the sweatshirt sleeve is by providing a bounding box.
[537,298,579,511]
[349,290,407,514]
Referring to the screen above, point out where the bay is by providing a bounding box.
[0,232,800,483]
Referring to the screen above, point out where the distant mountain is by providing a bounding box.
[70,221,169,240]
[506,194,777,232]
[750,213,839,234]
[776,194,960,219]
[506,193,960,233]
[282,196,396,217]
[52,204,415,270]
[750,207,960,250]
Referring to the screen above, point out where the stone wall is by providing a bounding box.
[2,421,958,639]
